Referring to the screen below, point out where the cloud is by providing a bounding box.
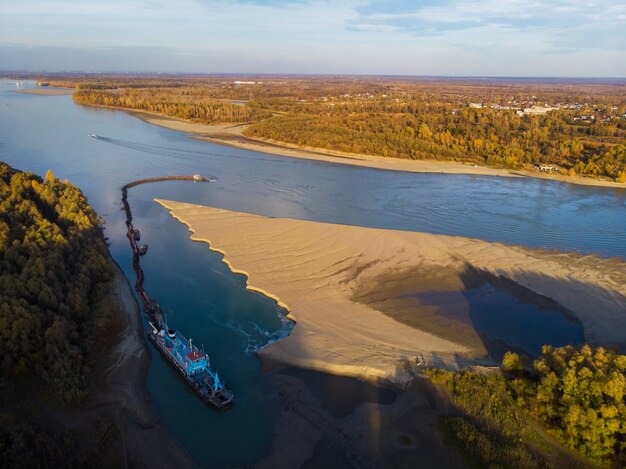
[0,0,624,75]
[350,0,626,46]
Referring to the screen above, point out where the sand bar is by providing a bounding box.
[155,199,626,381]
[17,88,74,95]
[78,103,626,189]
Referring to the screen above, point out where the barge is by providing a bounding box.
[120,174,232,408]
[148,321,234,408]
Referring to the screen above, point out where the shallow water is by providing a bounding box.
[1,81,624,466]
[409,281,584,356]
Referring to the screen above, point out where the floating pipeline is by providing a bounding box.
[121,175,234,408]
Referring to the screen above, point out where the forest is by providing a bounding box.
[61,76,626,181]
[73,87,271,124]
[429,344,626,468]
[0,162,113,402]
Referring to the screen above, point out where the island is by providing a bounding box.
[155,199,626,379]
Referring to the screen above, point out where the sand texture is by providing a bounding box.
[155,200,626,381]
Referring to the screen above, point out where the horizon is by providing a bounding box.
[2,0,625,77]
[4,72,626,83]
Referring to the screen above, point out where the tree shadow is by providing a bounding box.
[353,260,625,366]
[457,264,626,359]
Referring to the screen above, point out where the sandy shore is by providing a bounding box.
[99,105,626,189]
[17,88,74,95]
[155,200,626,382]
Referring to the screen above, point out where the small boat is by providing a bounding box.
[89,133,97,138]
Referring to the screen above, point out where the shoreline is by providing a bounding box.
[80,103,625,189]
[92,262,198,467]
[16,88,74,96]
[155,199,473,380]
[155,200,626,383]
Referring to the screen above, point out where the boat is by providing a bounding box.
[148,321,234,408]
[89,133,97,138]
[121,174,233,409]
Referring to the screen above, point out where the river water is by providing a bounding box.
[1,81,624,466]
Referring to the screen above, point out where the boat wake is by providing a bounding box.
[88,134,312,166]
[219,307,294,354]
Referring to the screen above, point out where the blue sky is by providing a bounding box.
[1,0,625,76]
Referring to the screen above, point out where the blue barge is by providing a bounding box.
[120,175,233,409]
[148,321,234,408]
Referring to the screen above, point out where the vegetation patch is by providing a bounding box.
[438,415,547,469]
[0,162,113,402]
[428,344,626,468]
[0,161,121,466]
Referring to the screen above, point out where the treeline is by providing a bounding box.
[74,88,272,124]
[42,75,626,102]
[77,82,186,90]
[244,111,626,180]
[0,162,113,403]
[429,344,626,467]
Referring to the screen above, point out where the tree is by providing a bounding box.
[501,352,524,374]
[513,344,626,464]
[0,161,113,402]
[45,169,55,185]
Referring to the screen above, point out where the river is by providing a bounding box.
[1,81,624,467]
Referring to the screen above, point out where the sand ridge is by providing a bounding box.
[156,199,626,381]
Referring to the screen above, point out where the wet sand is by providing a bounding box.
[155,200,626,381]
[259,368,467,469]
[351,265,583,357]
[77,104,626,189]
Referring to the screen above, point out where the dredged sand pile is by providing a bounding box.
[156,199,626,381]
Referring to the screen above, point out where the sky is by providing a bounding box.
[1,0,625,77]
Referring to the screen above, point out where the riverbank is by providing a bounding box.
[155,200,626,382]
[16,88,74,95]
[0,261,197,467]
[97,105,626,189]
[105,264,198,466]
[76,263,198,468]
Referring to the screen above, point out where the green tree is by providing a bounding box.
[502,351,524,374]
